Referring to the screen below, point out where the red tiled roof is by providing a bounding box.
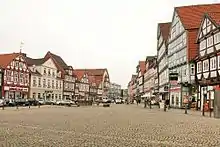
[139,61,145,75]
[158,22,171,42]
[76,68,107,76]
[0,53,20,68]
[207,12,220,25]
[73,70,87,80]
[176,4,220,30]
[94,75,103,86]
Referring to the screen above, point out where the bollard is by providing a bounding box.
[16,104,18,109]
[29,103,30,109]
[2,105,4,110]
[202,104,205,116]
[164,103,166,112]
[185,104,187,114]
[38,103,40,108]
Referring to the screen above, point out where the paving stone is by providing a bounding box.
[0,105,220,146]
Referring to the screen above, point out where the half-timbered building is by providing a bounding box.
[196,12,220,111]
[136,61,145,98]
[0,53,30,99]
[73,70,90,100]
[0,67,3,98]
[157,22,171,101]
[143,56,157,99]
[168,4,220,108]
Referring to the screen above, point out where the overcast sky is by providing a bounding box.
[0,0,218,88]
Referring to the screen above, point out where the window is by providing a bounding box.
[44,68,46,75]
[207,36,213,47]
[32,93,36,99]
[200,40,206,50]
[60,81,62,89]
[48,79,51,88]
[176,95,179,105]
[14,71,18,82]
[25,74,29,84]
[218,56,220,69]
[197,62,202,73]
[214,32,220,44]
[33,77,37,87]
[48,69,51,76]
[43,79,46,88]
[38,78,41,87]
[20,73,23,83]
[210,57,216,70]
[191,64,195,75]
[19,62,23,68]
[55,94,58,99]
[52,80,54,89]
[52,94,54,99]
[38,93,41,99]
[203,60,209,72]
[59,94,61,100]
[15,61,19,67]
[56,81,58,89]
[52,71,55,77]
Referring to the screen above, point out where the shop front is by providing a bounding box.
[3,86,28,99]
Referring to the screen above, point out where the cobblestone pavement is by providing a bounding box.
[1,105,220,147]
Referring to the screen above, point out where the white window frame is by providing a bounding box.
[197,62,202,73]
[210,57,217,70]
[207,36,213,47]
[203,60,209,72]
[214,32,220,45]
[218,56,220,69]
[200,39,206,50]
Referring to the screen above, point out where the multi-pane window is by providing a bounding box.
[52,80,54,89]
[38,78,41,87]
[210,57,216,70]
[200,39,206,50]
[218,56,220,69]
[48,79,51,88]
[197,62,202,73]
[52,70,55,77]
[19,62,23,68]
[59,81,62,89]
[43,79,46,88]
[14,71,18,82]
[32,93,36,99]
[203,60,209,72]
[20,73,23,83]
[207,36,213,47]
[33,77,37,87]
[214,32,220,44]
[56,80,58,89]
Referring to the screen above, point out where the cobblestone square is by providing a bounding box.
[1,105,220,147]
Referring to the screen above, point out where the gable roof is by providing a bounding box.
[45,52,68,69]
[73,70,86,80]
[158,22,171,42]
[137,61,145,76]
[79,69,107,76]
[176,4,220,30]
[25,57,45,66]
[207,12,220,26]
[0,53,20,68]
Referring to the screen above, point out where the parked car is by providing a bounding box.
[38,99,45,105]
[14,98,26,106]
[115,99,122,104]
